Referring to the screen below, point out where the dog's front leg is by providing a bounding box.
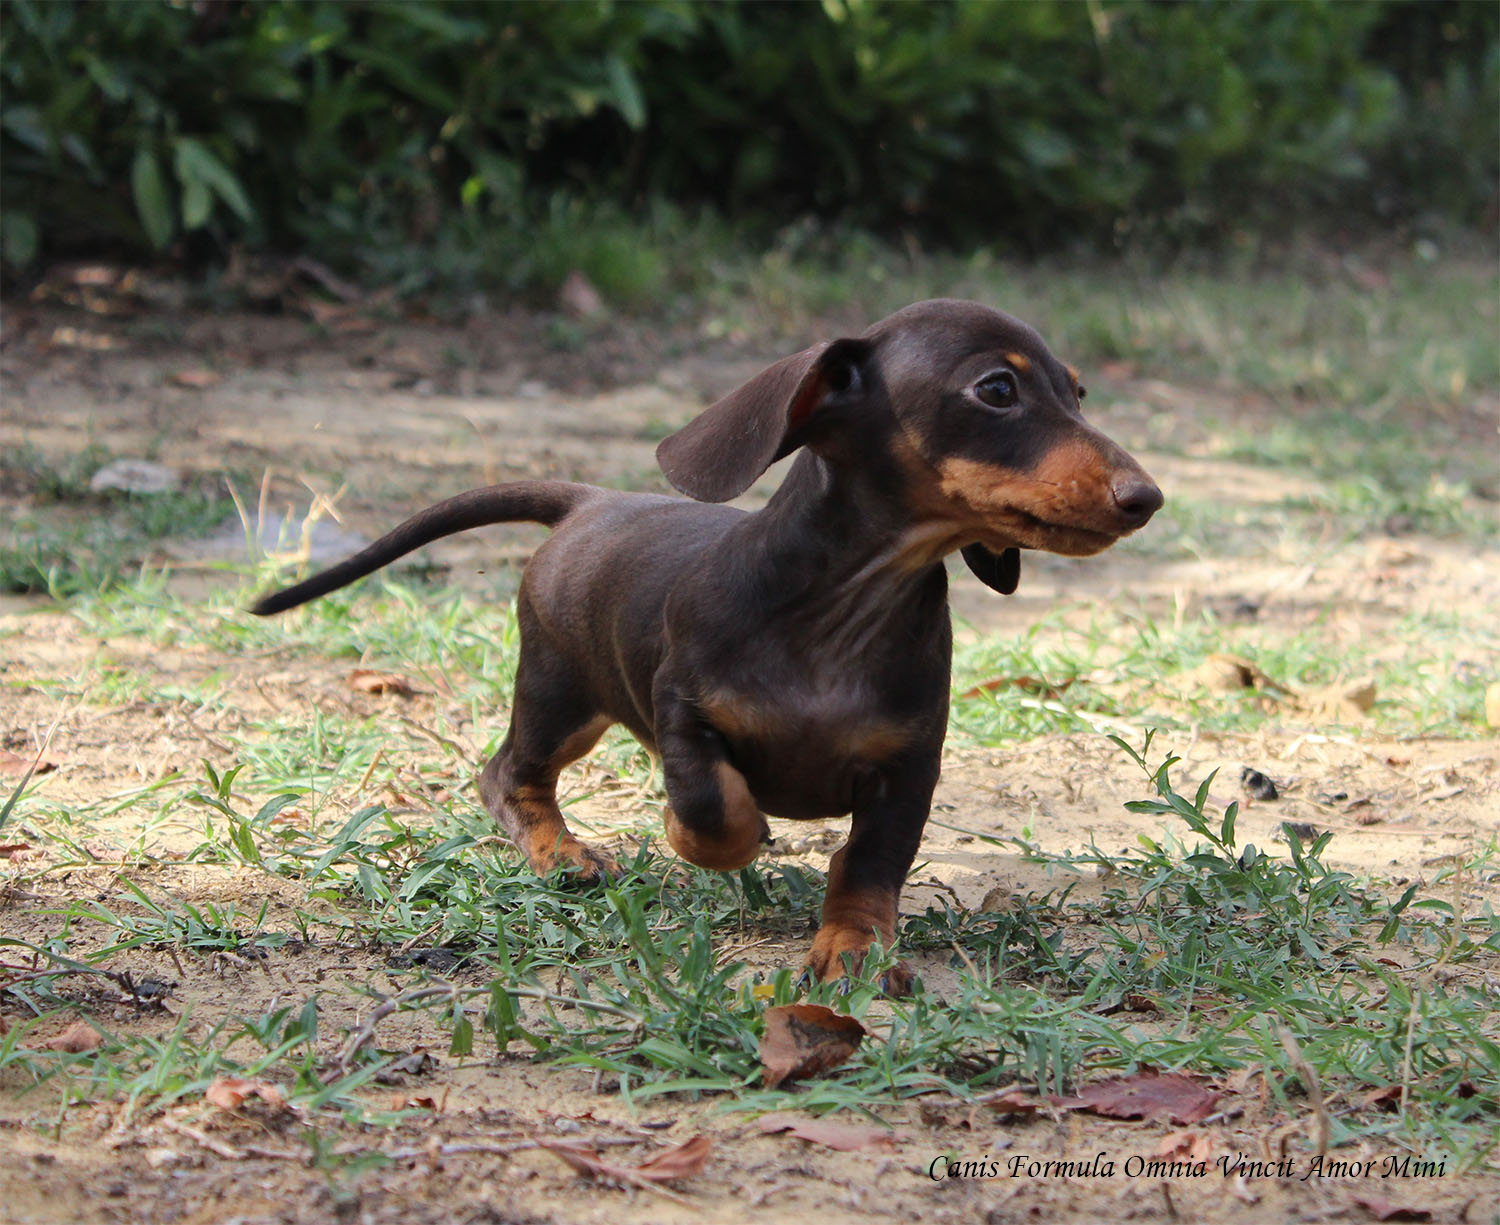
[652,681,770,872]
[806,755,939,996]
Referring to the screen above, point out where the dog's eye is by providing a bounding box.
[975,372,1019,409]
[1077,384,1087,401]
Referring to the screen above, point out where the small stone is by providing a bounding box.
[89,458,180,495]
[1240,768,1278,801]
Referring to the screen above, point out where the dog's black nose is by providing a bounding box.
[1111,475,1164,527]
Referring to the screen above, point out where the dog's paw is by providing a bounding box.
[877,961,914,998]
[804,926,913,997]
[531,837,621,884]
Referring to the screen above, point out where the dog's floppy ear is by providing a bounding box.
[657,338,870,502]
[961,544,1021,595]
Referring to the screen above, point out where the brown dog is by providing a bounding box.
[252,300,1161,992]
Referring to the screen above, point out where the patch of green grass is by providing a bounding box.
[676,233,1496,407]
[7,733,1495,1164]
[949,600,1494,743]
[0,446,238,596]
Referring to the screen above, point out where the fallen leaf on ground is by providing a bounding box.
[0,842,33,859]
[1299,677,1377,722]
[300,297,379,334]
[985,1087,1040,1115]
[44,1021,103,1053]
[1051,1068,1220,1125]
[205,1076,286,1111]
[349,669,416,696]
[559,270,605,318]
[1351,1194,1432,1222]
[540,1135,711,1186]
[1183,652,1284,695]
[958,675,1072,700]
[169,368,221,388]
[394,1095,439,1112]
[760,1004,866,1088]
[1361,1084,1403,1112]
[756,1112,897,1152]
[0,750,59,777]
[1156,1129,1215,1162]
[49,326,122,350]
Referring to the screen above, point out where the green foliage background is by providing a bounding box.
[2,0,1495,284]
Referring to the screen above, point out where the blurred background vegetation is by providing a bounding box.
[1,0,1496,298]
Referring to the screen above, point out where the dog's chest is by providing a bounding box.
[700,680,911,766]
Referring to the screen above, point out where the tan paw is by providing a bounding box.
[529,836,621,883]
[805,925,913,996]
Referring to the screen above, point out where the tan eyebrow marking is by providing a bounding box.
[1065,365,1080,385]
[1004,352,1031,373]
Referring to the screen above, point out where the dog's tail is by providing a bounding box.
[249,480,591,616]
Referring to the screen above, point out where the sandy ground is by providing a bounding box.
[2,295,1498,1224]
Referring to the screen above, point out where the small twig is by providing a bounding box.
[331,981,641,1075]
[536,1142,694,1206]
[385,1136,647,1161]
[1399,986,1422,1120]
[159,1117,245,1159]
[355,748,386,798]
[394,715,470,758]
[1275,1022,1329,1158]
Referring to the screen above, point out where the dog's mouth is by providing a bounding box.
[985,507,1123,557]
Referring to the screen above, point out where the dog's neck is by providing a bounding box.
[737,451,952,653]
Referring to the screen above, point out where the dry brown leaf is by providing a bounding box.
[756,1111,897,1152]
[760,1004,866,1088]
[1222,1065,1261,1095]
[1300,677,1378,723]
[958,675,1071,700]
[0,842,33,859]
[0,750,59,777]
[540,1135,711,1186]
[985,1087,1040,1116]
[1185,652,1283,694]
[1156,1129,1214,1163]
[49,326,122,351]
[349,669,416,697]
[169,368,222,388]
[559,270,606,318]
[1051,1068,1220,1125]
[1361,1084,1403,1112]
[45,1021,103,1053]
[1351,1194,1432,1222]
[300,297,378,334]
[205,1076,287,1111]
[399,1095,439,1111]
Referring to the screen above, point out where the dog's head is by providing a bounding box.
[656,298,1162,594]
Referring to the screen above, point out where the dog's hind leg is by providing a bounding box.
[479,619,616,880]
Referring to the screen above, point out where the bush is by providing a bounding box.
[1,0,1494,285]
